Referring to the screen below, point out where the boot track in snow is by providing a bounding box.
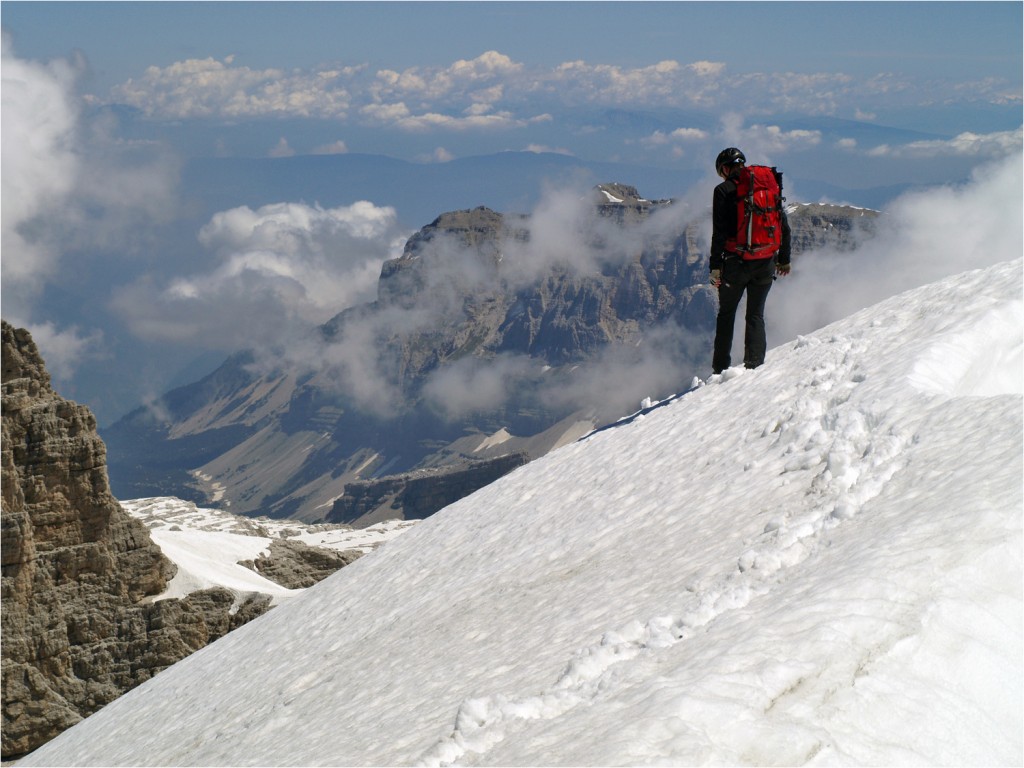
[417,336,913,767]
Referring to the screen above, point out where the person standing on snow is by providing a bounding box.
[709,147,792,375]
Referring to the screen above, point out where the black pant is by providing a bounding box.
[713,257,775,374]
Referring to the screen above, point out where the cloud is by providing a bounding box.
[355,52,543,132]
[363,106,535,132]
[531,321,708,422]
[451,50,523,79]
[280,304,414,413]
[94,49,1018,132]
[414,147,455,163]
[1,34,81,294]
[110,200,408,352]
[638,126,713,160]
[698,113,824,171]
[719,114,822,156]
[670,127,710,141]
[19,322,105,381]
[500,179,705,289]
[642,127,710,149]
[371,51,523,103]
[436,183,709,419]
[268,136,295,157]
[312,140,349,155]
[549,59,685,103]
[1,37,180,381]
[637,111,850,174]
[866,127,1023,159]
[109,56,352,119]
[524,144,574,156]
[499,184,617,285]
[770,152,1023,349]
[422,354,538,420]
[695,117,1017,176]
[102,52,601,124]
[688,61,726,77]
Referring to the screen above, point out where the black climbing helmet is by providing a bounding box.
[715,147,746,175]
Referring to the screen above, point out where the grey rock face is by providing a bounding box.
[787,203,879,253]
[327,453,531,527]
[0,322,274,759]
[239,539,362,589]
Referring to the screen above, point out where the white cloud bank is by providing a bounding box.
[97,50,1020,129]
[1,34,81,293]
[1,35,180,378]
[867,126,1023,158]
[772,151,1024,346]
[108,56,354,119]
[111,200,407,352]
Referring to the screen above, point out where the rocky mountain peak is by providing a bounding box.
[593,182,672,223]
[594,182,648,205]
[421,205,508,242]
[2,323,51,394]
[105,190,881,525]
[377,205,522,309]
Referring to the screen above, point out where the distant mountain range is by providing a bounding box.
[104,185,880,524]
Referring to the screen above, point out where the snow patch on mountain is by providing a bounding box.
[123,497,418,604]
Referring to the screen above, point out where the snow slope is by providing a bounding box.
[23,260,1023,766]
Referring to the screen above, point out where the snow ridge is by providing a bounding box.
[417,332,915,767]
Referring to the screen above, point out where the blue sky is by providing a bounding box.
[1,1,1022,425]
[4,1,1021,170]
[4,2,1021,83]
[3,1,1020,161]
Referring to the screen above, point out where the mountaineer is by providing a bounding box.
[709,147,791,374]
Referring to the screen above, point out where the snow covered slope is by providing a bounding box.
[23,260,1023,766]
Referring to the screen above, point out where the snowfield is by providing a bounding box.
[22,259,1023,767]
[122,496,419,604]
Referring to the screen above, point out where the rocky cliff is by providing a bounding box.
[104,189,878,524]
[787,203,878,253]
[327,453,531,527]
[0,322,273,759]
[239,539,362,589]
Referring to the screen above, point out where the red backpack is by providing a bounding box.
[726,165,784,260]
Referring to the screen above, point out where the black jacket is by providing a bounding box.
[710,171,791,271]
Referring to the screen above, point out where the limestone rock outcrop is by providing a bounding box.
[240,539,362,589]
[1,321,272,759]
